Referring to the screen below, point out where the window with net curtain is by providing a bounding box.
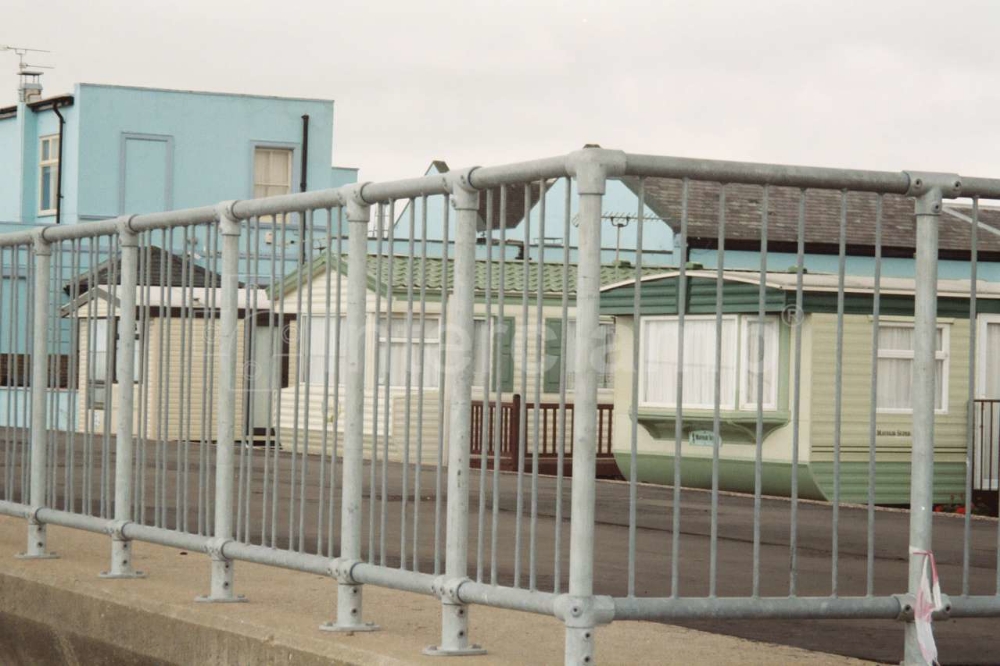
[377,317,440,388]
[253,147,293,199]
[983,321,1000,398]
[640,315,778,410]
[301,315,348,385]
[876,323,948,412]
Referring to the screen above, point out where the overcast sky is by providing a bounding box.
[5,0,1000,185]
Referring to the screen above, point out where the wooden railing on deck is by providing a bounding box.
[469,395,618,478]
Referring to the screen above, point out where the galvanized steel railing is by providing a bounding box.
[0,148,998,665]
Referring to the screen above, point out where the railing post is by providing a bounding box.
[424,168,486,656]
[903,173,961,665]
[510,394,521,472]
[556,148,624,665]
[18,232,57,560]
[197,203,246,602]
[101,218,145,578]
[322,186,378,632]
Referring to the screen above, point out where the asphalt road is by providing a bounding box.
[3,429,999,665]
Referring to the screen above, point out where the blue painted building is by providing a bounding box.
[0,76,356,426]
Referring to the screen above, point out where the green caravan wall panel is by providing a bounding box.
[600,277,785,316]
[807,313,971,504]
[614,453,965,505]
[809,461,966,505]
[801,293,995,318]
[614,452,827,501]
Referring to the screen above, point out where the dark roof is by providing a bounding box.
[626,178,1000,260]
[64,246,225,294]
[0,94,74,120]
[426,160,548,231]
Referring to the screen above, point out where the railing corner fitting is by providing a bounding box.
[446,168,481,211]
[553,594,615,627]
[566,146,627,196]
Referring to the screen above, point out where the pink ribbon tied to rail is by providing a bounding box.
[909,546,944,665]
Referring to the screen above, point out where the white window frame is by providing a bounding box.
[738,315,780,411]
[377,315,441,389]
[638,314,741,411]
[876,321,949,415]
[39,134,60,215]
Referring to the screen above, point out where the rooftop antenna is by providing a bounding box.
[0,44,53,102]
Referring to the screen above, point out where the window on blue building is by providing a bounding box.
[253,147,293,199]
[39,135,60,215]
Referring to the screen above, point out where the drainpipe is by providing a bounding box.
[300,114,309,193]
[52,103,65,225]
[299,114,309,263]
[16,101,27,222]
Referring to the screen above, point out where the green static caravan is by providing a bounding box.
[599,269,1000,505]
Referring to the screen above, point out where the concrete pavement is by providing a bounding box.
[0,518,874,665]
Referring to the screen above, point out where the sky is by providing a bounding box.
[4,0,1000,185]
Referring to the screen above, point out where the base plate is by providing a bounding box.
[194,594,248,603]
[15,552,59,560]
[99,570,147,579]
[319,621,380,633]
[423,645,487,657]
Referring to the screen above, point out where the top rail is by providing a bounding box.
[5,147,1000,249]
[623,153,914,194]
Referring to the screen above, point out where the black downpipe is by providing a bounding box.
[52,104,66,224]
[299,114,309,262]
[300,114,309,192]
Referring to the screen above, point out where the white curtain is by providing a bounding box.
[984,323,1000,397]
[877,325,944,410]
[642,317,737,408]
[742,317,779,409]
[304,316,347,385]
[378,317,440,388]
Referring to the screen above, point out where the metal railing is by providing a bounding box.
[0,148,997,665]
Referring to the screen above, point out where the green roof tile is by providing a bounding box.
[273,252,664,300]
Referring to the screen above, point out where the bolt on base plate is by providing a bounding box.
[319,621,380,633]
[422,645,487,657]
[194,594,248,603]
[99,570,147,579]
[15,552,59,560]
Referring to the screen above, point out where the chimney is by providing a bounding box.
[18,69,43,103]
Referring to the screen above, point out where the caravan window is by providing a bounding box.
[377,316,440,388]
[300,315,348,385]
[876,323,948,413]
[640,314,779,411]
[543,319,615,392]
[472,317,514,391]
